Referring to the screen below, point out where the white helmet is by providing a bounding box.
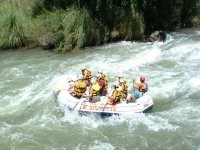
[98,70,103,74]
[119,78,125,83]
[113,81,119,88]
[91,76,97,84]
[97,73,102,78]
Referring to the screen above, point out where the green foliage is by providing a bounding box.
[31,0,45,17]
[192,0,200,26]
[56,7,96,53]
[0,1,28,49]
[137,0,200,32]
[27,10,65,48]
[0,0,199,51]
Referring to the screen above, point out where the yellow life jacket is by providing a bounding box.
[122,82,128,98]
[74,80,86,97]
[103,74,108,90]
[91,82,100,96]
[114,86,122,101]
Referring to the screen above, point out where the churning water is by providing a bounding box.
[0,28,200,149]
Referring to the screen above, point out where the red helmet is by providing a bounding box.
[140,75,146,81]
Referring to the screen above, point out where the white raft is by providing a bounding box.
[53,86,154,117]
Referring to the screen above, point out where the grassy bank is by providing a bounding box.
[0,0,199,52]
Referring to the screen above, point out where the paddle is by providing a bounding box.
[72,87,89,110]
[72,94,86,110]
[101,89,113,112]
[52,85,67,92]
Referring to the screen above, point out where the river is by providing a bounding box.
[0,28,200,149]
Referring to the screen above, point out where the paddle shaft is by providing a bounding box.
[101,89,113,112]
[72,93,86,110]
[73,85,88,110]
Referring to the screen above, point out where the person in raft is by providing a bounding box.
[81,68,92,86]
[119,78,128,100]
[85,76,101,103]
[68,75,78,96]
[97,70,108,96]
[126,75,148,103]
[69,75,87,98]
[108,82,123,105]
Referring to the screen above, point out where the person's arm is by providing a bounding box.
[89,87,93,98]
[112,90,117,99]
[108,89,116,99]
[121,92,125,99]
[68,82,75,90]
[134,81,142,90]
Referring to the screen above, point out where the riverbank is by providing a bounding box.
[0,0,200,53]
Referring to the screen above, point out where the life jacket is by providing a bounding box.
[102,74,108,90]
[82,68,92,80]
[98,74,108,90]
[91,82,100,96]
[113,86,122,101]
[121,82,128,98]
[74,80,86,97]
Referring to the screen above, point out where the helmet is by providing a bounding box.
[116,74,123,78]
[87,68,92,72]
[98,70,103,74]
[97,73,102,78]
[140,75,146,82]
[113,81,119,88]
[91,76,97,84]
[119,78,125,83]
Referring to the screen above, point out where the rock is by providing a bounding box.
[149,31,167,42]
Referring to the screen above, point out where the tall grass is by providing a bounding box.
[1,0,198,52]
[27,10,65,48]
[31,0,44,17]
[0,1,28,49]
[57,7,96,53]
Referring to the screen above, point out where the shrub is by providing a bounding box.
[56,7,96,53]
[0,1,28,49]
[27,10,65,48]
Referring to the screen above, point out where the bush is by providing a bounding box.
[56,7,96,53]
[31,0,45,17]
[0,1,28,49]
[27,10,65,48]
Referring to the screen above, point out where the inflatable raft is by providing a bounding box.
[53,86,154,117]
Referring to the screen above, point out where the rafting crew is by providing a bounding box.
[67,69,149,105]
[127,75,148,103]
